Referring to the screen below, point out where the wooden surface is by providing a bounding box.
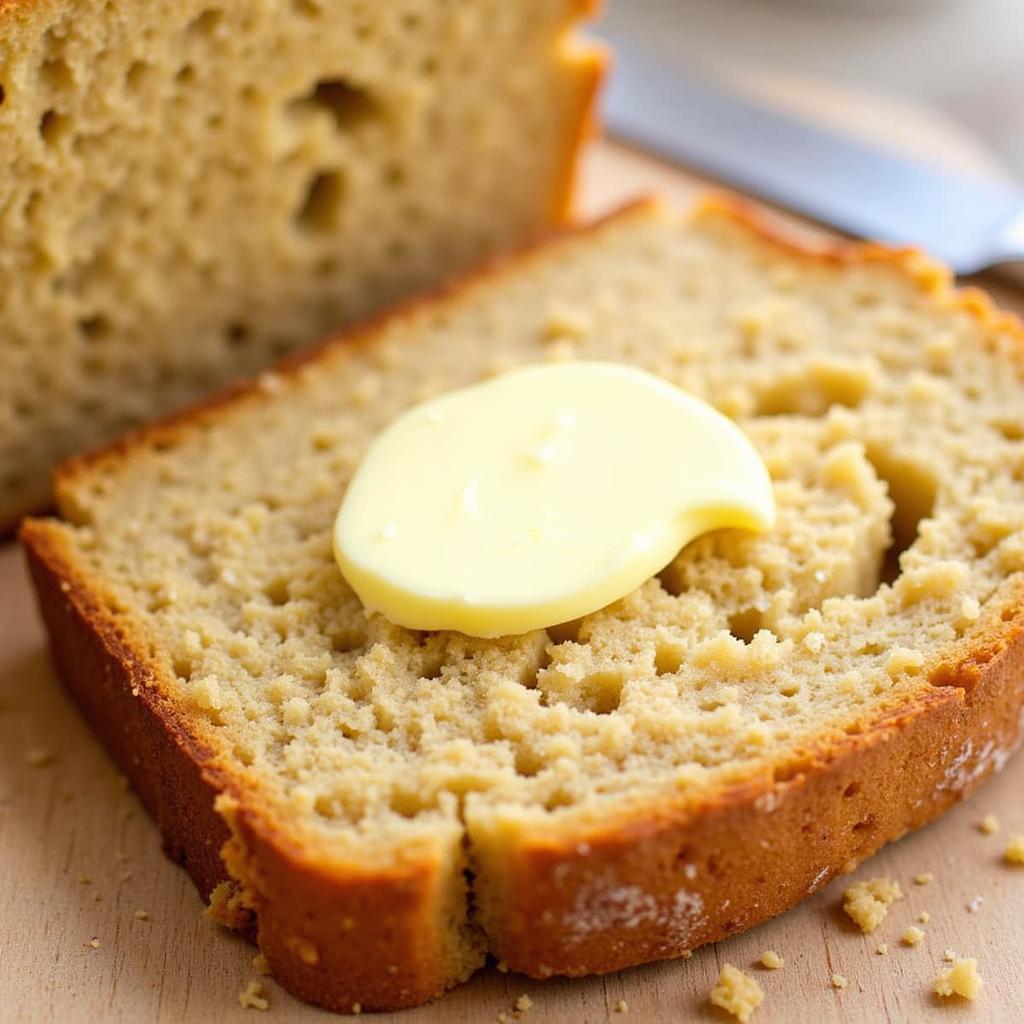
[4,127,1024,1021]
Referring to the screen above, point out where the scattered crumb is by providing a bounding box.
[253,953,271,975]
[914,873,934,886]
[25,748,54,767]
[842,877,903,932]
[830,974,848,990]
[680,949,693,959]
[77,875,91,885]
[238,979,269,1010]
[351,1004,361,1015]
[1005,835,1024,864]
[759,950,784,970]
[943,949,957,963]
[87,937,100,949]
[496,1014,508,1024]
[614,999,629,1013]
[133,909,149,921]
[876,944,888,956]
[901,926,925,947]
[496,960,509,973]
[917,912,930,924]
[710,963,764,1023]
[978,814,1000,835]
[514,994,533,1012]
[933,958,983,1000]
[967,895,984,914]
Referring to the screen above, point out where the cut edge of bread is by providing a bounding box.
[19,194,1024,1011]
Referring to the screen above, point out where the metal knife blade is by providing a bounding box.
[602,37,1024,276]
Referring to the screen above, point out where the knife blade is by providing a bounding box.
[601,37,1024,276]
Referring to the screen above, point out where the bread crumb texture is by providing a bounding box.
[901,926,924,947]
[759,949,784,970]
[843,877,903,933]
[1005,835,1024,864]
[933,958,983,1000]
[33,202,1024,992]
[710,963,764,1023]
[238,979,269,1011]
[0,0,597,522]
[830,974,848,990]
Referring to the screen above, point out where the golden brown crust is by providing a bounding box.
[480,592,1024,975]
[20,519,469,1011]
[18,195,1024,1009]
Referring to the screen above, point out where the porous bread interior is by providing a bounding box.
[48,202,1024,869]
[0,0,595,524]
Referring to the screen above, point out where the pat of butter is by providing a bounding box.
[333,362,774,637]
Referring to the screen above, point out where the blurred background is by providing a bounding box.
[598,0,1024,182]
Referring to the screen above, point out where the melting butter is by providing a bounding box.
[333,362,775,637]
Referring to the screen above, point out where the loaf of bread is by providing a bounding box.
[0,0,600,527]
[21,197,1024,1011]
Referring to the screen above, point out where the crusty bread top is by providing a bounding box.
[33,198,1024,868]
[0,0,599,524]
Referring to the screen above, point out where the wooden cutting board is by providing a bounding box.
[3,122,1024,1021]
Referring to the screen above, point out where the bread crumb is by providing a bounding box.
[901,926,925,946]
[978,814,999,835]
[1005,835,1024,864]
[875,943,888,956]
[710,963,764,1023]
[830,974,848,990]
[917,911,930,924]
[933,958,983,1000]
[515,994,533,1012]
[25,748,54,767]
[967,895,984,914]
[615,999,629,1013]
[238,979,269,1010]
[759,950,784,970]
[351,1003,362,1015]
[253,953,271,975]
[842,877,903,932]
[133,909,149,921]
[78,874,91,885]
[496,1014,508,1024]
[943,949,957,963]
[87,937,100,949]
[913,872,934,886]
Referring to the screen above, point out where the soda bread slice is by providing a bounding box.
[21,197,1024,1011]
[0,0,601,528]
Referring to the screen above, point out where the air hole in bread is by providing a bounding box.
[78,314,111,342]
[865,445,937,582]
[575,671,624,714]
[176,63,196,85]
[125,60,154,93]
[225,320,251,348]
[186,9,224,39]
[264,577,290,606]
[843,781,861,798]
[654,641,684,676]
[514,748,542,777]
[753,359,873,417]
[991,417,1024,442]
[39,109,71,146]
[300,77,379,133]
[295,170,346,232]
[0,84,6,107]
[40,56,73,91]
[728,608,762,644]
[547,619,582,645]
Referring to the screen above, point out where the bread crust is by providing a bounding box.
[18,196,1024,1010]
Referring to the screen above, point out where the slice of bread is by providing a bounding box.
[21,197,1024,1011]
[0,0,600,528]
